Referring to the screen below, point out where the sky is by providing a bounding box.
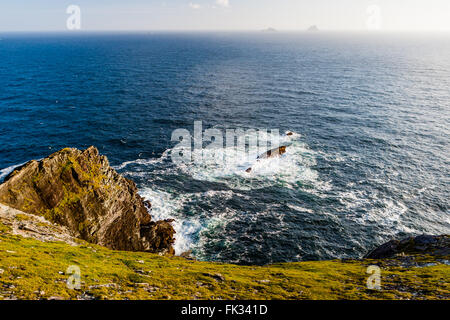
[0,0,449,32]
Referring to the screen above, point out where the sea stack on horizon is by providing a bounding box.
[262,27,277,32]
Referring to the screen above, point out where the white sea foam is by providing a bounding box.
[138,188,240,256]
[286,203,314,214]
[0,162,28,181]
[140,179,298,257]
[171,130,320,191]
[338,187,418,234]
[120,131,334,256]
[113,150,170,170]
[139,188,198,255]
[116,131,322,193]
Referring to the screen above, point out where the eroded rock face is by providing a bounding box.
[0,147,175,254]
[364,235,449,259]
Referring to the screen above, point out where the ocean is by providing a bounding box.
[0,32,449,265]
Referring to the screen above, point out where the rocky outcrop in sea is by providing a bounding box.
[365,235,449,259]
[0,146,175,254]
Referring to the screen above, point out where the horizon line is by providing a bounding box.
[2,29,450,34]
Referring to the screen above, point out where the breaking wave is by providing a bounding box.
[0,161,28,182]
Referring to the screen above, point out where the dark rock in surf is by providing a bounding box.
[257,146,287,160]
[364,235,450,259]
[144,200,152,210]
[246,146,288,173]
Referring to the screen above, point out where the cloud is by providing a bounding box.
[189,2,202,9]
[216,0,230,8]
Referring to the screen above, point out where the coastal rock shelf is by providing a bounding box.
[0,146,175,254]
[365,235,450,259]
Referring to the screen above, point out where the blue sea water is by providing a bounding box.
[0,32,449,264]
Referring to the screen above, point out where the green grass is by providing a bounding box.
[0,222,448,300]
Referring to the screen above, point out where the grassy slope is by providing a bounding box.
[0,222,448,300]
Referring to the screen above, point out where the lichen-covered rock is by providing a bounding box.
[0,146,175,254]
[364,235,449,259]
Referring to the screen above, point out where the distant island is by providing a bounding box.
[307,25,319,32]
[261,27,277,33]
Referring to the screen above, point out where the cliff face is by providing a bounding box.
[0,147,174,254]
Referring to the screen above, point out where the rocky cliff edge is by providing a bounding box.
[0,147,175,254]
